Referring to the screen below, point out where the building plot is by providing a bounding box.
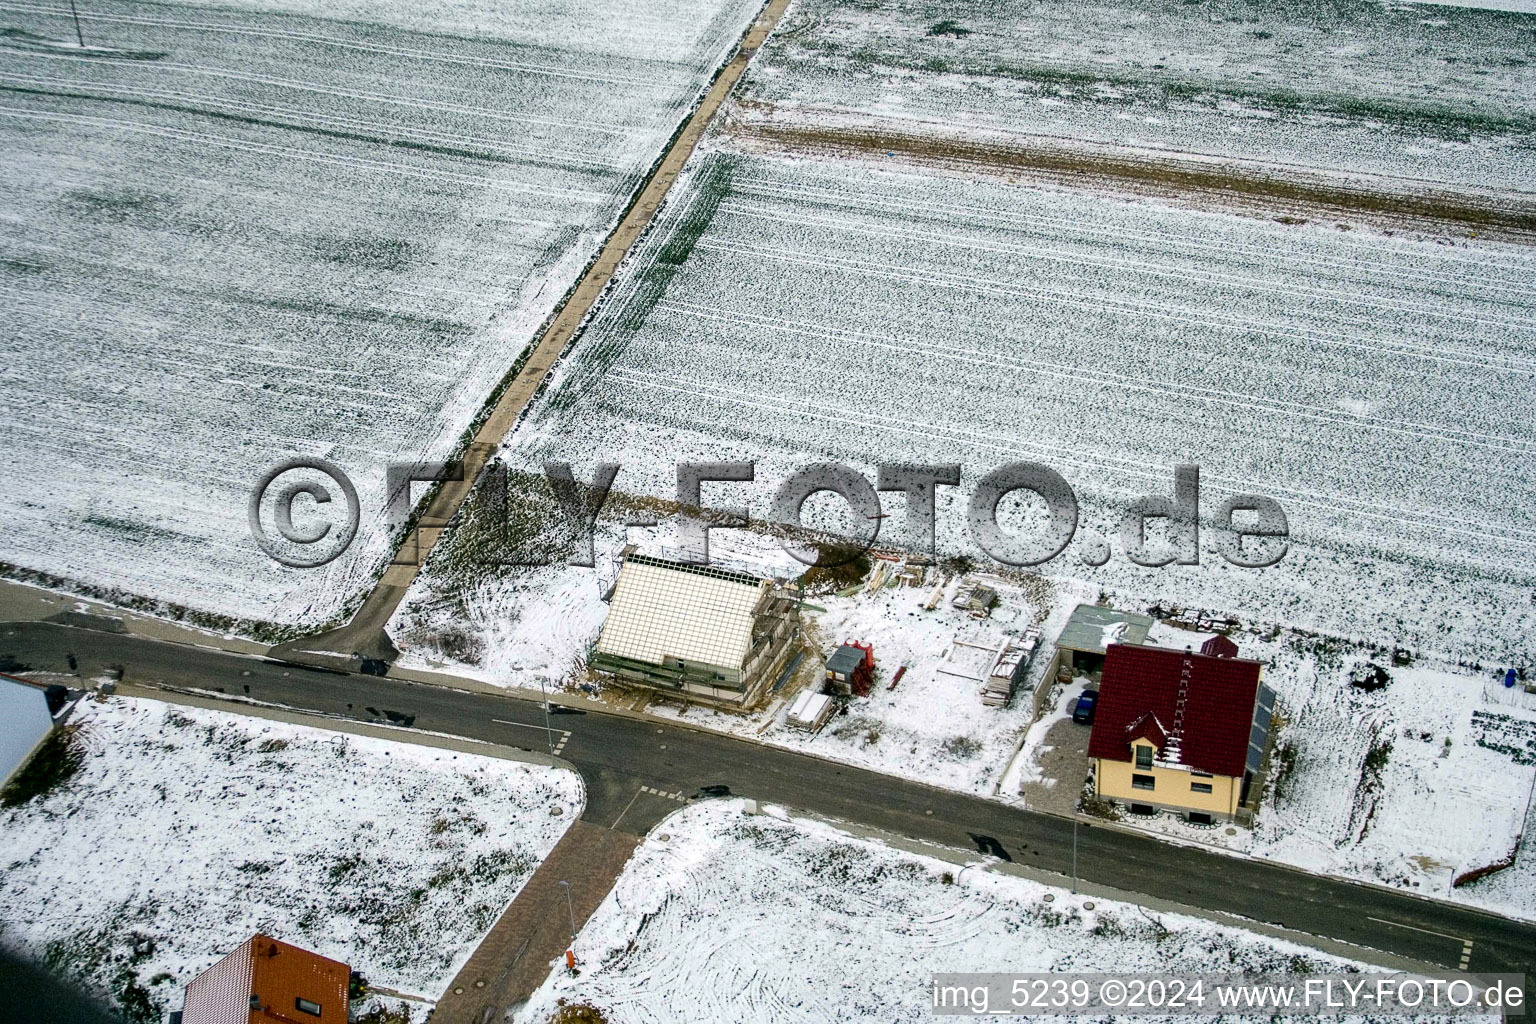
[502,148,1536,663]
[0,0,761,630]
[516,800,1424,1024]
[0,696,581,1020]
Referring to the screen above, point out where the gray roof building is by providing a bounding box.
[0,677,56,789]
[1055,603,1155,675]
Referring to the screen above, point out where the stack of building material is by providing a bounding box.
[825,642,875,696]
[982,629,1040,707]
[951,579,997,617]
[786,690,834,732]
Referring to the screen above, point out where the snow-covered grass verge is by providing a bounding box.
[516,800,1418,1024]
[0,696,581,1022]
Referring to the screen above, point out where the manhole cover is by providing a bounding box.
[657,834,670,842]
[453,987,464,995]
[1043,894,1055,903]
[474,980,486,989]
[550,806,563,816]
[1083,901,1095,910]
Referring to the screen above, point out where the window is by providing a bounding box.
[1190,782,1213,794]
[1134,746,1154,769]
[296,998,322,1017]
[1188,812,1213,825]
[1131,774,1155,791]
[1191,771,1213,778]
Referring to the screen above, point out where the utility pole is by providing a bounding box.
[538,674,555,757]
[67,0,85,46]
[558,880,576,943]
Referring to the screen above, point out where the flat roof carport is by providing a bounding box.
[1055,604,1155,656]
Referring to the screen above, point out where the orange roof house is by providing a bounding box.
[182,935,349,1024]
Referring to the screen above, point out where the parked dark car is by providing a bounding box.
[1072,689,1098,724]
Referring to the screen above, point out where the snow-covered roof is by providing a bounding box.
[787,691,832,724]
[1056,604,1154,655]
[595,554,768,671]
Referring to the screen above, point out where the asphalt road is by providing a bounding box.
[6,620,1533,978]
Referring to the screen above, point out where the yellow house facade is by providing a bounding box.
[1095,738,1243,819]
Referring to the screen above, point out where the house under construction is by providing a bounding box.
[590,552,801,708]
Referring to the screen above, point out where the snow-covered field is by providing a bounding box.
[742,0,1536,190]
[493,147,1536,665]
[516,800,1417,1024]
[0,696,581,1020]
[0,0,760,629]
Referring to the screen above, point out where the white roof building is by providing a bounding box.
[591,553,801,707]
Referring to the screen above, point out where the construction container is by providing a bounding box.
[825,642,875,697]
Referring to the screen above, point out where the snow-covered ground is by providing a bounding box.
[742,0,1536,191]
[516,800,1429,1024]
[0,0,760,629]
[493,146,1536,666]
[0,696,581,1020]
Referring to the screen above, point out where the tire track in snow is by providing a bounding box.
[603,367,1536,549]
[655,300,1536,455]
[732,178,1536,291]
[0,71,623,170]
[0,107,610,203]
[0,2,673,88]
[717,203,1536,333]
[0,46,640,137]
[692,238,1536,374]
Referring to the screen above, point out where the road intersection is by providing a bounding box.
[5,619,1532,980]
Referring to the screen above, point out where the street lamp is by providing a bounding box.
[558,880,576,943]
[538,673,555,757]
[1071,816,1078,894]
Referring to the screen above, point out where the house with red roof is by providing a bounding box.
[179,934,350,1024]
[1088,636,1277,825]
